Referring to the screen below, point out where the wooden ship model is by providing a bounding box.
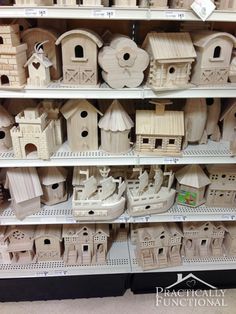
[126,166,176,217]
[72,166,126,221]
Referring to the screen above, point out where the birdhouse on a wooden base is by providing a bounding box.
[38,167,68,206]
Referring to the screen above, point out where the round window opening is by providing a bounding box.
[52,183,59,190]
[169,67,175,74]
[81,130,88,138]
[80,111,88,118]
[123,53,130,61]
[0,131,5,140]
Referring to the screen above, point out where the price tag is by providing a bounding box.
[52,270,68,276]
[164,157,180,164]
[165,11,185,20]
[35,271,48,277]
[222,214,236,221]
[119,216,128,223]
[25,8,48,17]
[92,9,115,18]
[173,215,187,221]
[191,0,215,21]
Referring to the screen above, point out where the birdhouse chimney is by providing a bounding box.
[149,100,173,116]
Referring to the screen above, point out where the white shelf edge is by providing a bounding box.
[0,84,236,99]
[0,7,236,22]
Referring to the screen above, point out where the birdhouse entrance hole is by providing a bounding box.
[0,131,5,139]
[1,75,9,86]
[123,53,130,61]
[25,143,38,158]
[0,37,3,45]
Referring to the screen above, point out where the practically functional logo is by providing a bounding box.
[156,273,227,307]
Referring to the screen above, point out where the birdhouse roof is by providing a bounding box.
[0,105,14,128]
[56,28,103,48]
[62,224,96,237]
[5,168,43,203]
[95,224,110,237]
[34,225,62,241]
[61,99,103,120]
[4,225,35,241]
[98,100,134,131]
[136,110,184,136]
[22,27,59,43]
[191,31,236,48]
[175,165,211,188]
[206,164,236,174]
[24,52,53,68]
[143,32,196,61]
[220,101,236,121]
[38,167,67,185]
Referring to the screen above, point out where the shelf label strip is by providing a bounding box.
[25,8,48,17]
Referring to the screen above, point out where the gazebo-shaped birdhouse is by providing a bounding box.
[175,164,211,207]
[0,105,14,152]
[38,167,68,206]
[98,100,134,154]
[24,42,53,87]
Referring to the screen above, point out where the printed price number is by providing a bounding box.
[92,10,115,18]
[173,215,187,221]
[35,271,48,277]
[131,216,150,223]
[53,270,68,276]
[164,157,180,164]
[25,8,48,17]
[165,11,185,20]
[222,214,236,221]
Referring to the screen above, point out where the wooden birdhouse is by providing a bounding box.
[10,107,58,160]
[0,24,27,88]
[34,225,63,262]
[14,0,53,6]
[38,167,68,206]
[63,224,109,265]
[80,0,103,6]
[22,28,62,81]
[4,225,36,263]
[215,0,236,10]
[98,35,149,89]
[149,0,168,8]
[0,104,14,152]
[55,29,103,86]
[175,164,211,207]
[135,222,183,270]
[4,167,43,220]
[220,100,236,153]
[24,42,53,87]
[0,226,11,264]
[142,32,196,90]
[113,0,137,7]
[206,164,236,208]
[61,99,103,152]
[169,0,214,9]
[229,50,236,83]
[56,0,77,6]
[135,100,184,155]
[191,32,236,85]
[224,222,236,256]
[98,100,134,154]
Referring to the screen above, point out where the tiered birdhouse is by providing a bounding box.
[0,104,14,152]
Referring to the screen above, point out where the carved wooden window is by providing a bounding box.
[213,46,221,59]
[75,45,84,58]
[44,239,51,245]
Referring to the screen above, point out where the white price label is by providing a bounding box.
[131,216,150,223]
[164,157,180,164]
[119,216,128,223]
[25,8,48,17]
[173,215,187,221]
[53,270,68,276]
[191,0,215,21]
[92,9,115,18]
[222,214,236,221]
[165,11,185,20]
[35,271,48,277]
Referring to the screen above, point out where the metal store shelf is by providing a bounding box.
[0,140,234,168]
[129,240,236,273]
[0,84,236,99]
[1,197,236,225]
[0,240,130,278]
[0,7,236,22]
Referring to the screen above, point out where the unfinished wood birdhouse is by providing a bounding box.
[206,164,236,208]
[142,32,196,91]
[61,99,102,152]
[56,29,103,86]
[149,0,168,8]
[175,164,211,207]
[224,222,236,256]
[183,98,207,149]
[98,35,149,89]
[170,0,214,9]
[0,226,11,264]
[4,225,36,263]
[205,98,221,142]
[80,0,103,6]
[220,100,236,153]
[34,225,63,262]
[112,0,137,7]
[98,100,134,154]
[38,167,68,206]
[56,0,77,6]
[24,42,52,87]
[215,0,236,10]
[0,104,14,152]
[10,107,58,160]
[63,224,109,265]
[229,51,236,83]
[0,24,27,88]
[135,223,183,270]
[4,167,43,220]
[14,0,53,6]
[191,32,236,85]
[135,100,184,155]
[22,28,62,81]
